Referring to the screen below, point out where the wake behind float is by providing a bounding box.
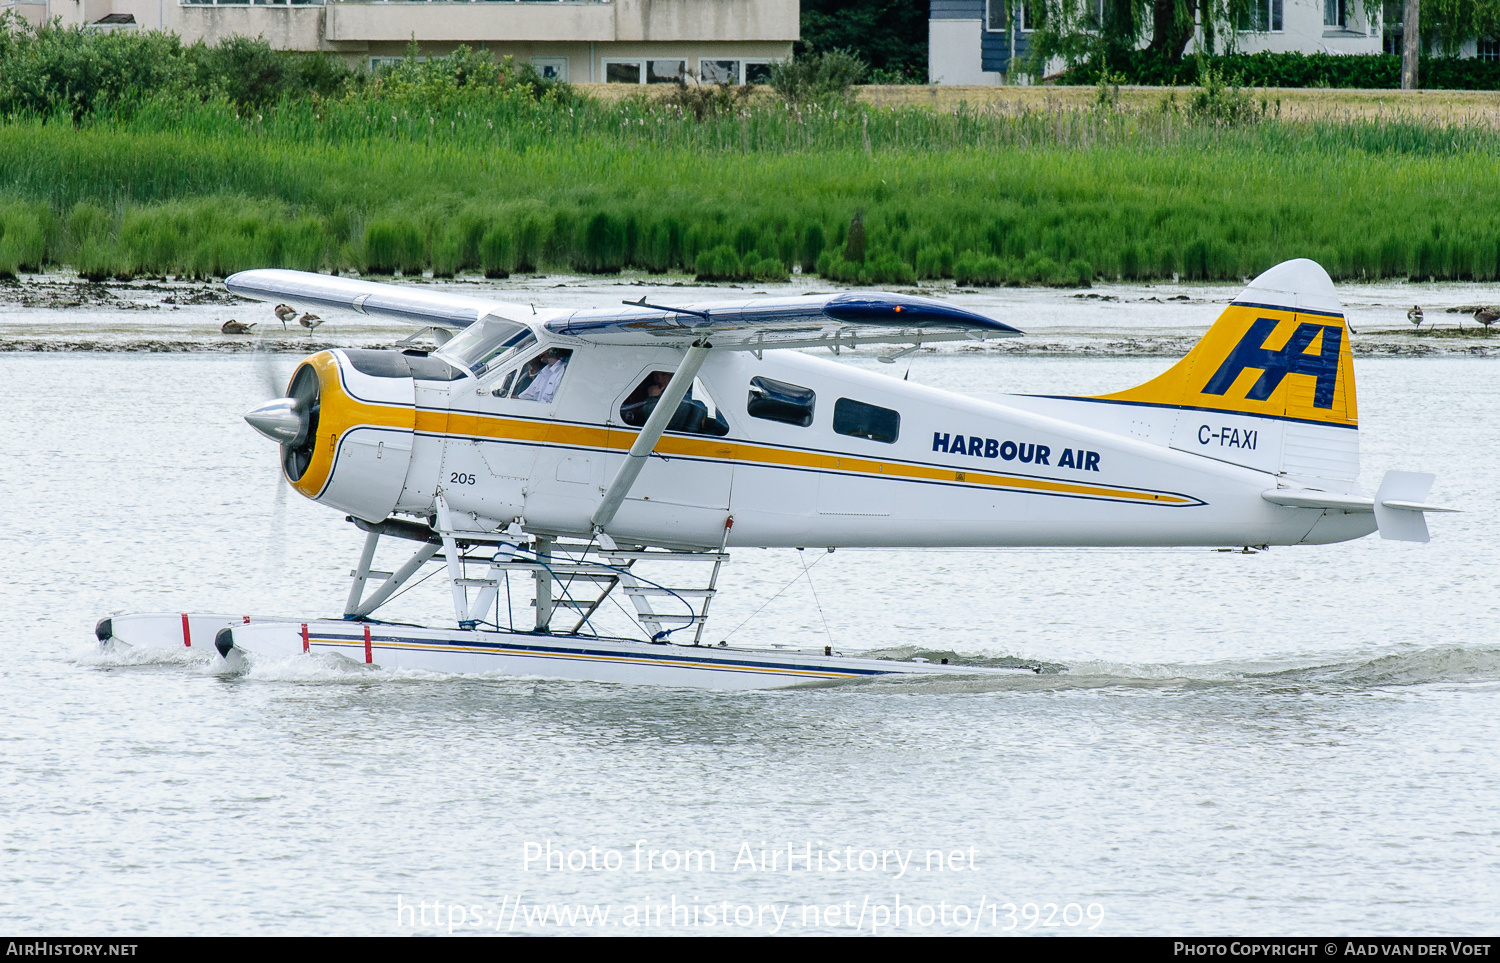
[97,260,1453,688]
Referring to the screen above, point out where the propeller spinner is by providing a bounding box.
[244,362,321,481]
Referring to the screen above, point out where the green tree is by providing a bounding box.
[799,0,928,82]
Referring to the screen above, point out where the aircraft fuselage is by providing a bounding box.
[286,342,1372,551]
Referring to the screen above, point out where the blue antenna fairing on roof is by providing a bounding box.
[545,291,1022,340]
[822,293,1020,331]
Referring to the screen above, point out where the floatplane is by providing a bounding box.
[96,259,1452,688]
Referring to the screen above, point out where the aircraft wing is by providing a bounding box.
[224,271,1021,348]
[226,269,523,329]
[545,292,1022,350]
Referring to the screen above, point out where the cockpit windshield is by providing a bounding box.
[438,316,535,378]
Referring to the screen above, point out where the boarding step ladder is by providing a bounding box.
[592,544,728,643]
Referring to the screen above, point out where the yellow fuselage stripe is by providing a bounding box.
[301,353,1193,507]
[427,410,1189,505]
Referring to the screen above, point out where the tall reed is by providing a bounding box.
[2,92,1498,284]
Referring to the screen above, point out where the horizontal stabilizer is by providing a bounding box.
[1380,500,1458,513]
[226,269,520,329]
[1261,490,1374,512]
[546,292,1021,350]
[1374,471,1440,543]
[1262,470,1456,543]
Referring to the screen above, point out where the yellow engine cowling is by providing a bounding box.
[280,350,422,524]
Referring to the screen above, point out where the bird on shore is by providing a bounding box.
[1476,306,1499,331]
[273,304,297,329]
[221,319,256,335]
[298,312,323,333]
[1407,305,1423,329]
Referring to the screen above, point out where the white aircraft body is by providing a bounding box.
[95,259,1452,688]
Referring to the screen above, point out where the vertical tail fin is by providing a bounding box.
[1095,259,1360,490]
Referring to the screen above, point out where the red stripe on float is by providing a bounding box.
[301,623,310,654]
[364,625,372,664]
[181,613,191,648]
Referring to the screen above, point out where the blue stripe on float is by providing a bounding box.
[308,633,892,678]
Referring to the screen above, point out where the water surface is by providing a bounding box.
[0,345,1496,936]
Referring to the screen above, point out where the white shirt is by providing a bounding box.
[517,359,567,403]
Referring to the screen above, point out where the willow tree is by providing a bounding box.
[1021,0,1266,69]
[1403,0,1500,87]
[1023,0,1498,76]
[1418,0,1500,51]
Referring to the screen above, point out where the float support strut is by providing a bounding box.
[346,542,441,619]
[434,495,470,627]
[534,535,554,632]
[344,529,381,617]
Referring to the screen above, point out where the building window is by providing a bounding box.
[744,61,774,84]
[184,0,323,5]
[986,0,1042,32]
[647,59,685,84]
[603,60,690,85]
[604,61,643,84]
[833,398,900,444]
[1324,0,1347,28]
[699,59,740,84]
[1480,38,1500,60]
[1239,0,1283,32]
[532,58,568,82]
[370,56,424,71]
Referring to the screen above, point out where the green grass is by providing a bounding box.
[3,92,1500,284]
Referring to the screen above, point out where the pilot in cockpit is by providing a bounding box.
[515,348,570,403]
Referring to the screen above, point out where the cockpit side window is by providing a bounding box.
[439,317,535,378]
[620,371,730,437]
[494,347,573,403]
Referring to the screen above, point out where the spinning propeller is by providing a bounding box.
[245,361,320,482]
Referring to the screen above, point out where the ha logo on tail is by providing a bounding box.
[1082,259,1449,540]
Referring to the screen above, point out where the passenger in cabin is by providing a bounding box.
[620,370,729,436]
[642,371,671,401]
[515,348,570,403]
[620,371,673,425]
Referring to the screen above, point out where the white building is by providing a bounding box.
[930,0,1389,84]
[3,0,797,83]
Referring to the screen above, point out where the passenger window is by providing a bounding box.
[833,398,900,444]
[500,348,573,403]
[620,371,730,437]
[747,376,815,427]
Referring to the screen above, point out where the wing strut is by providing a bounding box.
[591,339,712,533]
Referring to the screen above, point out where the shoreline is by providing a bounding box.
[5,335,1494,358]
[4,272,1495,358]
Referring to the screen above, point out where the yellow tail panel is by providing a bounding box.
[1096,302,1357,428]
